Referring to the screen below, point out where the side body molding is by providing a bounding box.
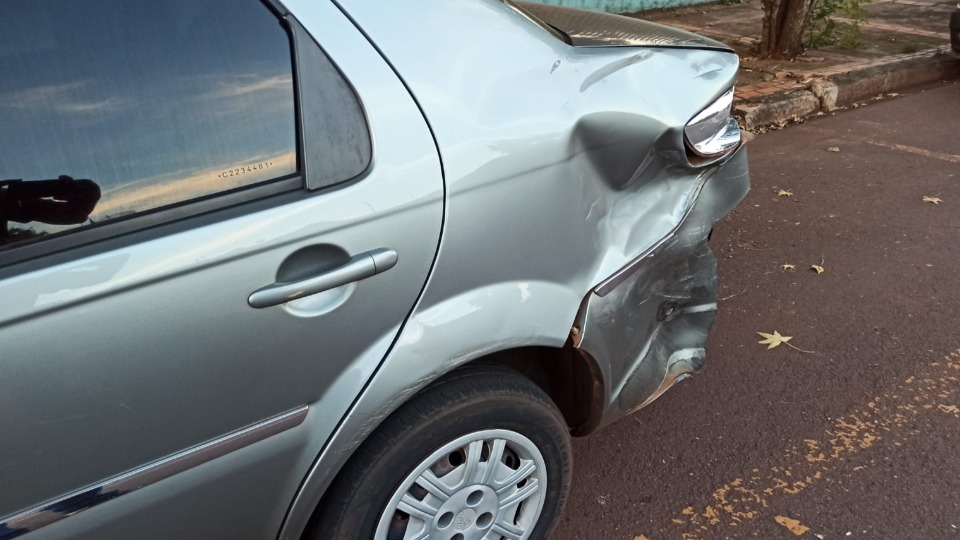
[0,408,307,540]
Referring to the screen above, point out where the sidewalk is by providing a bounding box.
[627,0,960,129]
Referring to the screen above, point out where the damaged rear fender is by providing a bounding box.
[572,146,750,432]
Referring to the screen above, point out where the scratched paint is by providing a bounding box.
[638,348,960,539]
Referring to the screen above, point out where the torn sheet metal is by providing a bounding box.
[574,147,750,428]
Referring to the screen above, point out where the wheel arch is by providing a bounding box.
[280,279,605,540]
[470,344,606,438]
[297,344,604,539]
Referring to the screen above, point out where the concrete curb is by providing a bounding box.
[734,46,960,130]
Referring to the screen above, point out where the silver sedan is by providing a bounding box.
[0,0,748,539]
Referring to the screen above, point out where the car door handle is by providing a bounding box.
[248,248,398,309]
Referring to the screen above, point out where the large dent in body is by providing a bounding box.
[328,0,746,439]
[407,41,740,303]
[575,149,750,428]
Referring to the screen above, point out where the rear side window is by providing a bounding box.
[0,0,297,249]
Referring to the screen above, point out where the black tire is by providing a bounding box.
[307,365,572,539]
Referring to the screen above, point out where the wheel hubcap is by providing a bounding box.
[375,429,547,540]
[433,484,497,537]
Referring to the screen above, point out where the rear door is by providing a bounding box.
[0,0,442,533]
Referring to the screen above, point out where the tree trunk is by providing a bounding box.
[759,0,813,58]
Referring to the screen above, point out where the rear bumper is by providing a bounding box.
[572,146,749,430]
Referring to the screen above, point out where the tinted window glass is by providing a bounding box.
[0,0,297,249]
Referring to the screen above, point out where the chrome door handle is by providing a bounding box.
[248,248,398,308]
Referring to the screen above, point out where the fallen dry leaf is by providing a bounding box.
[923,196,943,205]
[826,146,840,152]
[775,516,811,536]
[778,189,794,197]
[757,331,792,349]
[781,263,796,271]
[810,256,825,274]
[758,331,816,353]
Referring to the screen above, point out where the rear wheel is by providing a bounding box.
[308,365,572,540]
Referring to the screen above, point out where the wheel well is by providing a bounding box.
[298,343,605,540]
[468,343,605,436]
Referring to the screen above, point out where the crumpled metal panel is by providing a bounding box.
[574,148,749,429]
[517,1,732,51]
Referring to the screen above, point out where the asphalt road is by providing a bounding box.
[553,81,960,540]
